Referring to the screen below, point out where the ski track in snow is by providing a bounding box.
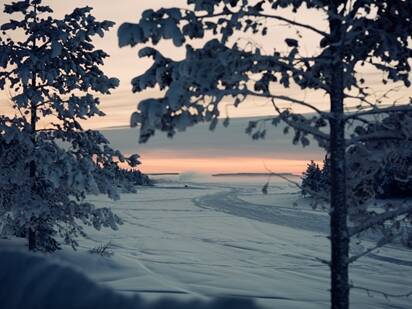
[193,187,329,234]
[71,180,412,309]
[193,183,412,264]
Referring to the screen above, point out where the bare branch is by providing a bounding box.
[211,88,329,117]
[315,257,331,267]
[348,235,397,264]
[246,90,330,118]
[344,93,376,108]
[262,161,329,203]
[351,285,412,299]
[262,162,301,188]
[251,12,328,37]
[193,10,328,37]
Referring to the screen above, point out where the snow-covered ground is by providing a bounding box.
[4,176,411,308]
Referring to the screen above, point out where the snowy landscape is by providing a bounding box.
[1,1,412,309]
[3,174,412,308]
[70,175,412,309]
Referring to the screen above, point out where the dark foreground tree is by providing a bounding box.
[118,1,412,308]
[0,0,140,251]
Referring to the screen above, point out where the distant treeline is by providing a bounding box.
[212,172,298,177]
[302,156,412,199]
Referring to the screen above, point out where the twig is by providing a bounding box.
[261,162,329,203]
[351,284,412,299]
[271,100,330,142]
[315,257,331,267]
[348,234,398,264]
[192,9,328,37]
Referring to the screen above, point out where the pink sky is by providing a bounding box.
[0,1,409,174]
[1,0,408,129]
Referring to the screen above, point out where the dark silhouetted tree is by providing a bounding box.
[118,1,412,308]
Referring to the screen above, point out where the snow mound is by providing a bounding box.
[0,250,259,309]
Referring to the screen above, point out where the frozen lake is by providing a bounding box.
[42,176,412,308]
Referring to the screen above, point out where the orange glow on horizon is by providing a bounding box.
[136,156,321,175]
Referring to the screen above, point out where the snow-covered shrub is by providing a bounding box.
[0,0,141,252]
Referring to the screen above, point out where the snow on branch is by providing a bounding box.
[348,203,412,238]
[344,104,412,122]
[348,131,412,145]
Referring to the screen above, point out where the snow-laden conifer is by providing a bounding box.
[0,0,140,252]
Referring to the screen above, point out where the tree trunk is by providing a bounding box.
[329,95,349,309]
[28,228,36,251]
[329,7,350,309]
[28,5,38,251]
[28,96,37,251]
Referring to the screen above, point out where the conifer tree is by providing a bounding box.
[0,0,140,252]
[301,160,323,195]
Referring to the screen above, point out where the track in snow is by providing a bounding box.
[193,187,329,234]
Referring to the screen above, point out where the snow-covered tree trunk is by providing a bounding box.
[329,10,349,308]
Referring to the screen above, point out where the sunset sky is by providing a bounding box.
[0,1,409,174]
